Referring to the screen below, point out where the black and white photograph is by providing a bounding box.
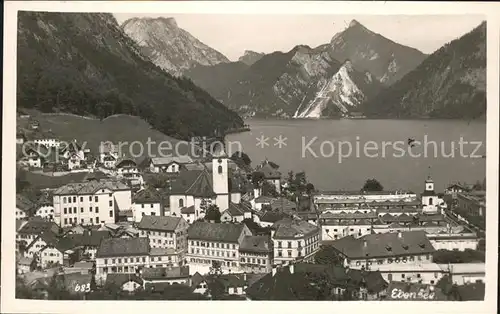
[1,1,499,313]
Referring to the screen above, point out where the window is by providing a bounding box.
[325,229,329,233]
[96,207,99,213]
[80,197,83,202]
[401,274,405,278]
[277,251,282,257]
[95,196,99,202]
[141,204,144,208]
[64,218,68,225]
[417,274,421,278]
[104,259,108,265]
[287,241,292,248]
[81,219,84,224]
[64,208,67,214]
[179,199,184,207]
[69,197,72,204]
[109,210,113,217]
[96,216,99,223]
[218,166,223,174]
[63,197,67,203]
[90,207,93,212]
[89,196,92,201]
[151,212,156,216]
[73,196,76,202]
[150,204,153,208]
[278,241,282,248]
[90,218,93,224]
[109,200,113,207]
[429,198,433,205]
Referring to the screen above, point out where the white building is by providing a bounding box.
[99,142,119,168]
[439,263,485,285]
[255,160,282,194]
[326,231,436,271]
[168,146,242,218]
[186,221,252,275]
[34,138,61,148]
[52,180,132,227]
[271,217,320,265]
[132,188,163,222]
[376,263,444,285]
[149,156,194,173]
[427,232,480,251]
[421,177,446,214]
[16,194,34,220]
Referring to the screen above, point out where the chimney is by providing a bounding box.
[363,239,367,248]
[243,272,247,281]
[397,231,402,238]
[272,265,277,277]
[289,263,294,274]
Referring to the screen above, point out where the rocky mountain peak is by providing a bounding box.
[348,19,362,28]
[238,50,265,66]
[121,17,229,75]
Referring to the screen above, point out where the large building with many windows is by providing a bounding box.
[137,215,189,265]
[186,221,252,274]
[271,217,320,265]
[52,180,132,227]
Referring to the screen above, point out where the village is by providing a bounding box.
[15,118,486,301]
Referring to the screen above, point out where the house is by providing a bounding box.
[34,192,55,220]
[16,217,59,254]
[190,272,208,294]
[239,235,273,273]
[149,156,194,173]
[16,193,35,220]
[187,221,253,274]
[438,263,485,285]
[21,143,50,168]
[64,261,94,275]
[149,247,181,267]
[52,179,132,227]
[271,217,320,265]
[258,210,290,228]
[374,263,445,285]
[255,160,282,194]
[426,231,480,251]
[60,140,86,170]
[142,266,191,290]
[319,211,380,240]
[325,231,436,271]
[206,272,260,296]
[221,202,253,223]
[17,256,33,274]
[180,205,197,223]
[421,177,446,214]
[95,237,150,280]
[66,229,112,260]
[137,215,189,264]
[253,195,275,211]
[456,190,486,217]
[99,142,119,168]
[105,273,143,292]
[270,197,297,212]
[132,187,163,222]
[26,231,77,268]
[444,183,473,198]
[115,156,143,187]
[169,146,243,218]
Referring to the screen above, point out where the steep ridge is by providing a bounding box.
[238,50,265,66]
[17,12,243,140]
[363,21,486,119]
[121,17,230,76]
[328,19,427,85]
[294,60,381,118]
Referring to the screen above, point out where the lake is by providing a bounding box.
[226,119,487,192]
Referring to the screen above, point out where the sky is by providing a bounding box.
[113,14,485,61]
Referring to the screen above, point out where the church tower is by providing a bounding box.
[212,142,229,211]
[421,176,439,213]
[425,176,435,192]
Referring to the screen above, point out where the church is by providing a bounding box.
[167,144,247,222]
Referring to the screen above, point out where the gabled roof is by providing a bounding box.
[142,266,190,280]
[187,221,246,243]
[190,272,206,288]
[18,217,59,235]
[328,231,435,259]
[255,160,281,179]
[151,156,194,166]
[115,156,137,168]
[181,205,196,214]
[106,273,143,287]
[16,194,36,214]
[169,170,216,198]
[53,180,130,195]
[260,211,289,223]
[133,187,162,204]
[138,216,182,232]
[96,237,149,258]
[239,235,272,253]
[272,217,318,239]
[270,198,297,211]
[66,230,111,247]
[224,202,252,217]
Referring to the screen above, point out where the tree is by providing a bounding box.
[262,181,279,197]
[230,151,251,167]
[314,245,343,266]
[362,179,384,192]
[204,204,221,223]
[305,183,315,196]
[251,171,265,188]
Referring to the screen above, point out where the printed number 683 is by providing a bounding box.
[74,283,91,292]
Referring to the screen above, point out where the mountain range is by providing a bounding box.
[17,12,243,140]
[363,21,486,119]
[17,13,487,127]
